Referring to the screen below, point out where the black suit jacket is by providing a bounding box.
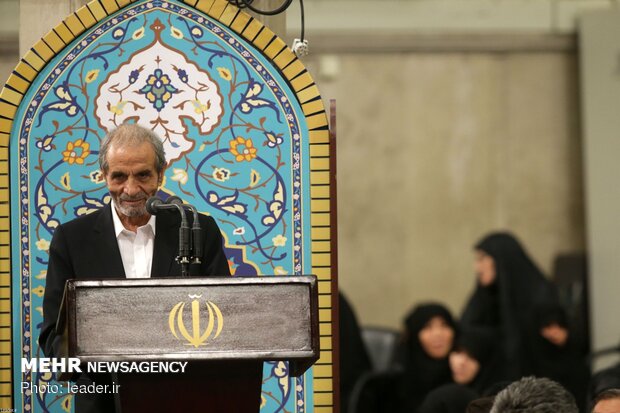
[40,203,230,358]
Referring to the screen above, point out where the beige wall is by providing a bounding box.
[304,50,585,328]
[0,56,15,87]
[0,0,18,86]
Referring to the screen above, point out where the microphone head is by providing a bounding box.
[145,196,164,215]
[166,195,183,205]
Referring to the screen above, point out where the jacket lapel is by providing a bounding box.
[92,204,126,278]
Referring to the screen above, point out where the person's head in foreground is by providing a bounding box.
[490,376,578,413]
[591,388,620,413]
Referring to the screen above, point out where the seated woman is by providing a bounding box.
[529,303,590,411]
[339,292,372,413]
[449,328,503,395]
[588,364,620,412]
[396,303,457,413]
[418,383,479,413]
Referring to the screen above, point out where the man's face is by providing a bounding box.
[104,141,163,220]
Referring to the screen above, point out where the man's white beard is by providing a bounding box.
[117,203,148,217]
[114,192,149,217]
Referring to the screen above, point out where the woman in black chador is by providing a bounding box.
[530,303,590,412]
[418,383,479,413]
[449,327,503,395]
[338,292,373,413]
[460,232,558,380]
[396,303,457,413]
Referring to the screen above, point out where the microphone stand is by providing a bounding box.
[146,197,191,277]
[167,196,202,265]
[173,202,191,277]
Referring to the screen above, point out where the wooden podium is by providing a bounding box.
[56,276,319,412]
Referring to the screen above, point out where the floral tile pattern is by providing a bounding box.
[11,1,313,412]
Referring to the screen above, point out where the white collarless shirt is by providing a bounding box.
[111,200,156,279]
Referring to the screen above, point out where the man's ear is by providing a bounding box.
[158,168,166,185]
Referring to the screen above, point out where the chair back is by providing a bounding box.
[361,326,401,372]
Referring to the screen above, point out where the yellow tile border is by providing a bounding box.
[42,31,66,53]
[314,377,333,392]
[303,99,325,117]
[312,240,331,253]
[64,13,86,38]
[219,4,238,26]
[117,0,133,8]
[311,227,330,241]
[309,130,330,144]
[253,27,275,51]
[14,62,37,82]
[310,185,330,200]
[310,158,330,171]
[32,40,55,62]
[0,0,334,409]
[310,200,330,213]
[273,48,296,71]
[309,143,330,158]
[74,8,95,31]
[195,0,216,14]
[87,0,108,21]
[0,104,16,121]
[23,50,45,71]
[242,18,262,42]
[291,72,314,92]
[0,120,11,134]
[297,85,321,104]
[0,89,22,107]
[314,392,334,406]
[307,113,329,130]
[283,59,305,80]
[264,38,287,60]
[206,0,228,19]
[100,0,120,14]
[5,74,28,94]
[53,23,75,44]
[230,12,251,36]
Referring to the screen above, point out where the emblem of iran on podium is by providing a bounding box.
[168,294,224,348]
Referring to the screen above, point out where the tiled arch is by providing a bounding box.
[0,0,335,411]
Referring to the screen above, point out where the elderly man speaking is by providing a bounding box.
[39,123,230,412]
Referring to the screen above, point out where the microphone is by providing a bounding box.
[167,196,202,265]
[166,195,183,207]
